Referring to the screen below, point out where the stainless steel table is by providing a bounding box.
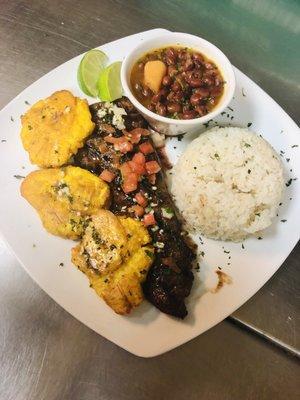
[0,1,299,399]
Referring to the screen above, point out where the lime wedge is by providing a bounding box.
[97,61,122,101]
[77,49,108,97]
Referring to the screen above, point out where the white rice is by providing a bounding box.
[171,127,284,242]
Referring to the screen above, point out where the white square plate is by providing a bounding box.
[0,29,299,357]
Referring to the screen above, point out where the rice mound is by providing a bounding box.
[171,127,284,242]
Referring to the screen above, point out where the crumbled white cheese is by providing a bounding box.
[97,102,127,130]
[112,113,126,130]
[97,108,108,118]
[154,242,165,249]
[111,104,127,117]
[151,226,159,232]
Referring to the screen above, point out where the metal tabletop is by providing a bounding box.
[0,1,299,399]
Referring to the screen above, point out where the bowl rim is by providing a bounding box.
[121,32,236,125]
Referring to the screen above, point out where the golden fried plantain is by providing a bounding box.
[71,210,154,315]
[21,90,94,167]
[21,166,110,239]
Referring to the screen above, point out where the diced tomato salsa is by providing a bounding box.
[145,160,161,174]
[143,213,156,226]
[100,169,115,183]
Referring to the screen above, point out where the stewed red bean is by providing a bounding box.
[162,75,172,86]
[192,53,204,63]
[183,59,194,71]
[167,65,177,77]
[190,93,203,106]
[194,87,210,98]
[167,103,182,114]
[171,81,181,92]
[130,45,224,119]
[182,110,197,119]
[156,102,167,116]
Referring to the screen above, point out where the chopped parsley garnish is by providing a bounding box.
[59,262,64,267]
[286,158,290,162]
[291,145,298,148]
[227,106,234,112]
[247,122,252,127]
[200,251,205,257]
[145,249,154,258]
[285,178,293,187]
[224,250,230,254]
[258,236,263,240]
[10,116,14,122]
[214,153,220,160]
[242,244,245,249]
[92,228,103,245]
[177,134,184,142]
[244,143,251,148]
[242,88,246,97]
[280,219,287,223]
[248,169,251,174]
[25,100,30,105]
[1,139,7,143]
[13,174,25,179]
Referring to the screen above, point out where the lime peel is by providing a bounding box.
[97,61,123,102]
[77,49,108,97]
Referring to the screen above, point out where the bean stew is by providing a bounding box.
[130,46,225,120]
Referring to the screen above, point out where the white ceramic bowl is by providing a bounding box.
[121,32,236,136]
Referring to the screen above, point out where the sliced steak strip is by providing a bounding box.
[74,97,195,318]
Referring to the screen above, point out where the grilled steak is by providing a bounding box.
[74,97,195,318]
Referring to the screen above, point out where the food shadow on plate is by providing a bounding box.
[182,251,211,326]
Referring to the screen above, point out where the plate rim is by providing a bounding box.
[0,28,299,357]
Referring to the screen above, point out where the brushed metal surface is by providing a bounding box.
[0,241,299,400]
[0,0,299,398]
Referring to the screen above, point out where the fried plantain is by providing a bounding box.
[71,210,154,314]
[21,166,110,239]
[21,90,95,167]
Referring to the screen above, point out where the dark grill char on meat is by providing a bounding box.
[74,97,195,318]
